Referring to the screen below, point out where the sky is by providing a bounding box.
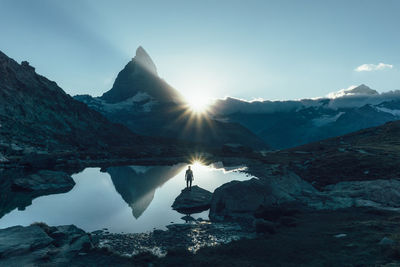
[0,0,399,101]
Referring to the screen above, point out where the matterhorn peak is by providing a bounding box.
[133,46,157,76]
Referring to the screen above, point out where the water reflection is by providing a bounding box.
[0,162,250,233]
[107,164,186,218]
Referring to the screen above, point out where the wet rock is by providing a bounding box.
[67,235,92,252]
[210,165,400,221]
[0,224,93,266]
[12,170,75,193]
[181,215,196,222]
[50,225,86,247]
[334,234,347,238]
[210,171,315,221]
[379,237,395,246]
[0,225,53,258]
[0,152,8,163]
[253,219,276,234]
[20,153,56,170]
[172,186,212,213]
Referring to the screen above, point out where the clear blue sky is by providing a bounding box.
[0,0,399,100]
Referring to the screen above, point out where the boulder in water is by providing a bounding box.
[172,186,212,213]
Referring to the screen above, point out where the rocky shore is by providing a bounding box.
[0,145,400,265]
[2,207,400,266]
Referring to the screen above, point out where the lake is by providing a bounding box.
[0,162,251,233]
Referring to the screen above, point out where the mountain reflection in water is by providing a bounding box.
[107,164,186,218]
[0,163,250,233]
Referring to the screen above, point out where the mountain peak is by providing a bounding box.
[327,84,379,98]
[350,84,378,95]
[133,46,157,76]
[100,47,182,104]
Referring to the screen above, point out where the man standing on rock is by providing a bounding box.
[185,166,194,190]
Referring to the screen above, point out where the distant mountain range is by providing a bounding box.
[75,47,267,149]
[2,45,398,162]
[211,84,400,149]
[75,47,400,150]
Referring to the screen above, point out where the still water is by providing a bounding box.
[0,162,251,233]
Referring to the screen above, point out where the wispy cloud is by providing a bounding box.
[355,63,393,72]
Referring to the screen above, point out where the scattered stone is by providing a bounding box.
[253,219,276,234]
[172,186,212,213]
[379,237,395,246]
[334,234,347,238]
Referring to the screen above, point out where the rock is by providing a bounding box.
[20,153,57,170]
[0,152,8,163]
[181,215,196,222]
[12,170,75,193]
[172,186,212,213]
[67,235,92,252]
[210,166,400,221]
[0,225,53,258]
[379,237,395,246]
[50,225,86,247]
[0,224,93,266]
[210,170,316,221]
[253,219,276,234]
[324,179,400,209]
[334,234,347,238]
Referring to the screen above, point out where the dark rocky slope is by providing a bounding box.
[0,50,163,164]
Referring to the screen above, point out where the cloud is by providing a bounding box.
[355,63,393,72]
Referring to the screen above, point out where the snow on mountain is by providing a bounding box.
[211,84,400,149]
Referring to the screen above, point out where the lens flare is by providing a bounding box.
[184,94,212,114]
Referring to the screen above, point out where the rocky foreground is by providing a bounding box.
[2,207,400,266]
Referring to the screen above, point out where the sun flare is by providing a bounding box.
[188,160,209,172]
[184,94,212,113]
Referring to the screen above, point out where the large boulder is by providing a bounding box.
[210,170,317,221]
[0,225,53,258]
[12,170,75,193]
[172,186,212,213]
[0,224,93,266]
[210,167,400,221]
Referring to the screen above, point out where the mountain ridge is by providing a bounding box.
[0,50,161,163]
[211,84,400,149]
[76,47,268,149]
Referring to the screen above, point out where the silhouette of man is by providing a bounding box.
[185,166,194,190]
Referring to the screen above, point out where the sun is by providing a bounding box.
[184,93,212,114]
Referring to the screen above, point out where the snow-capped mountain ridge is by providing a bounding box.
[211,84,400,149]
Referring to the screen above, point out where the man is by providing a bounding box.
[185,166,194,190]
